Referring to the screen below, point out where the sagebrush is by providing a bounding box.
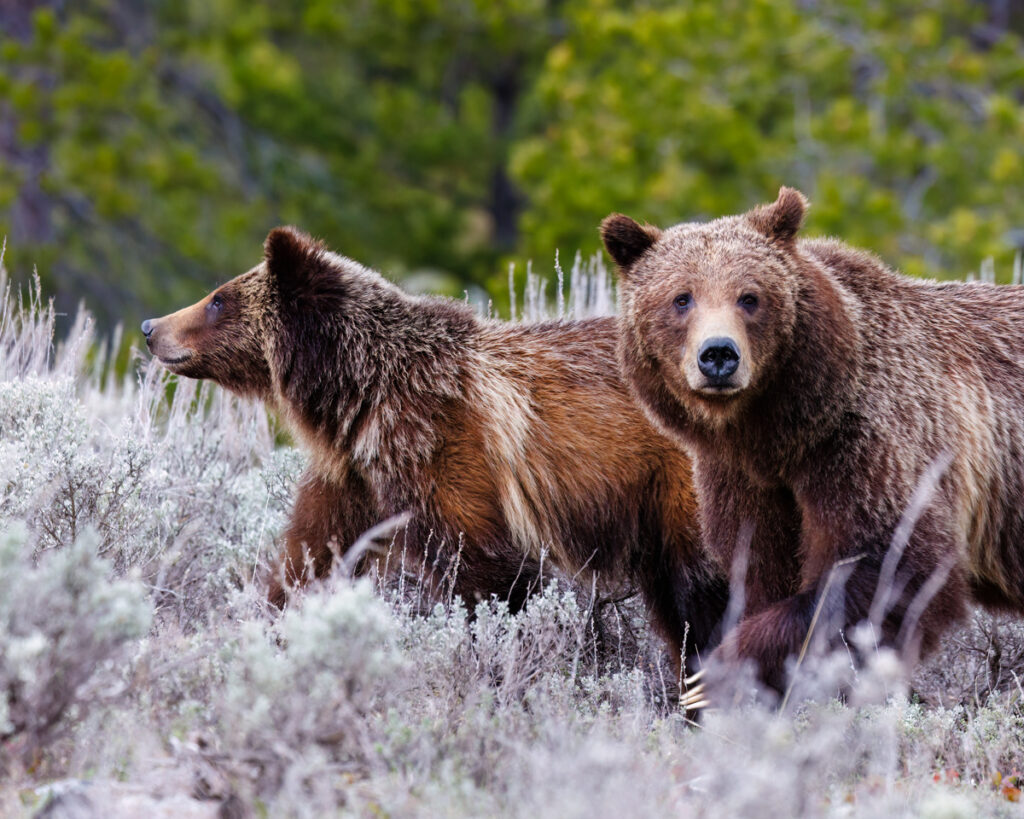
[2,259,1024,818]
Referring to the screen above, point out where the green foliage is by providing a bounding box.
[0,1,1022,329]
[513,0,1024,281]
[0,0,559,325]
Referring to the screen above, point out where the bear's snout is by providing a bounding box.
[697,337,740,382]
[140,315,193,367]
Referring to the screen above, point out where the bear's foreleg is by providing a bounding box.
[267,468,377,608]
[632,550,730,677]
[702,512,970,698]
[691,459,804,616]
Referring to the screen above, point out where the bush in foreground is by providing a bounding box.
[2,261,1024,816]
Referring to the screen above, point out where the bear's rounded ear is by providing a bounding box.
[264,226,327,296]
[601,214,662,274]
[747,187,808,244]
[265,226,314,276]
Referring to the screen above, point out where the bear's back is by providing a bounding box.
[801,236,1024,580]
[424,315,695,568]
[477,316,672,460]
[802,237,1024,376]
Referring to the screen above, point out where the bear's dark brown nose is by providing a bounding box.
[698,337,740,381]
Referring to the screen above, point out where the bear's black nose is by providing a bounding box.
[697,337,740,381]
[141,319,154,338]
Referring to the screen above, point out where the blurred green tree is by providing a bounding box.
[513,0,1024,281]
[0,0,559,325]
[0,0,1022,330]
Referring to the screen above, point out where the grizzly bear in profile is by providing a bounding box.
[142,227,728,669]
[605,187,1024,696]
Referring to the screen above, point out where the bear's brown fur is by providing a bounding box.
[606,188,1024,692]
[142,227,728,668]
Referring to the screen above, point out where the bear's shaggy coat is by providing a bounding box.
[143,227,728,668]
[606,188,1024,691]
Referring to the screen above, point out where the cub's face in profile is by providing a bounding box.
[142,227,333,398]
[604,189,807,421]
[141,265,272,397]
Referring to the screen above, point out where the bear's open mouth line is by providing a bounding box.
[697,383,742,397]
[159,352,193,366]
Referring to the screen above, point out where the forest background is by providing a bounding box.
[2,0,1023,330]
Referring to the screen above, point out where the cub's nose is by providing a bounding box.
[697,337,740,381]
[141,319,154,338]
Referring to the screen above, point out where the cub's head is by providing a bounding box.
[141,226,335,398]
[603,188,808,422]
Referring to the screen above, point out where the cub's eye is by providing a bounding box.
[738,293,758,311]
[673,293,692,312]
[210,294,224,310]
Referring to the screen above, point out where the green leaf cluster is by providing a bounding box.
[0,1,1022,329]
[513,0,1024,282]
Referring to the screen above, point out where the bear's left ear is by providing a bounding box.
[264,226,325,295]
[601,214,662,274]
[747,187,808,244]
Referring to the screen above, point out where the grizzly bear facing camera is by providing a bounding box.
[607,188,1024,697]
[142,227,728,672]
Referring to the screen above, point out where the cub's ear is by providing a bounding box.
[747,187,808,244]
[264,226,326,294]
[600,214,662,273]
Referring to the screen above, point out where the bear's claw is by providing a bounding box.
[680,681,708,711]
[683,668,705,687]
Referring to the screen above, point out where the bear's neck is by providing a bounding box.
[732,259,862,478]
[271,279,479,482]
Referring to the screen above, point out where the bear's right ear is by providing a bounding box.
[264,226,323,295]
[601,214,662,273]
[747,187,808,244]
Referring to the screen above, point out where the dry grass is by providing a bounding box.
[2,256,1024,817]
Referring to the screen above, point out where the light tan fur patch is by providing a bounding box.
[950,378,1001,590]
[465,350,555,560]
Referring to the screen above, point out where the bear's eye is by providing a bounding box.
[210,294,224,310]
[673,293,692,312]
[738,293,758,312]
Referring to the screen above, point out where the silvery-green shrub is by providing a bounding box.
[207,579,401,801]
[0,524,152,769]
